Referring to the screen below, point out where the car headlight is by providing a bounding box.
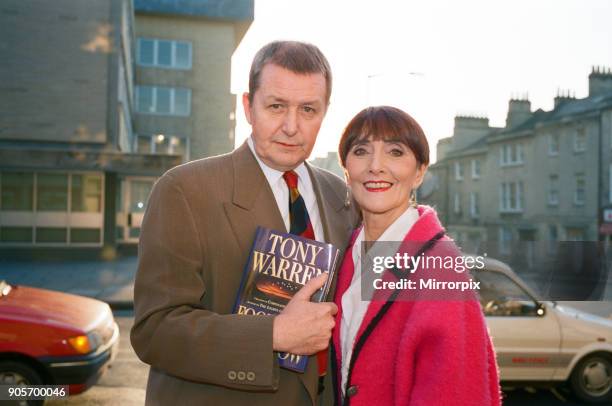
[67,331,102,354]
[68,335,92,354]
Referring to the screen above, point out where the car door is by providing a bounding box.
[473,269,562,381]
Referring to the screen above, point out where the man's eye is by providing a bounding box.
[269,104,283,110]
[303,106,315,113]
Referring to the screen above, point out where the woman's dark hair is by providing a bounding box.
[338,106,429,168]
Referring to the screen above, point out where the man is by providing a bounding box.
[131,41,359,405]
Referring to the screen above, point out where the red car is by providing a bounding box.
[0,279,119,401]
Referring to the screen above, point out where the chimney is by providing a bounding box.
[589,66,612,97]
[505,95,531,128]
[452,115,490,150]
[553,89,576,109]
[436,137,453,161]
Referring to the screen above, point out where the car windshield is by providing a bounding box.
[473,270,540,317]
[0,280,12,297]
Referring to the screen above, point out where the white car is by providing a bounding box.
[471,258,612,404]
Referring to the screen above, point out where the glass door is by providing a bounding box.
[116,177,155,243]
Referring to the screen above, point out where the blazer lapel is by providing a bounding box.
[222,142,285,253]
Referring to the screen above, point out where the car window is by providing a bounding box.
[473,270,539,317]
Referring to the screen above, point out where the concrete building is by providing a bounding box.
[133,0,253,161]
[0,0,253,258]
[422,68,612,267]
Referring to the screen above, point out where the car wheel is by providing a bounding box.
[0,361,44,406]
[570,353,612,404]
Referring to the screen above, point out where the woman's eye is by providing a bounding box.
[390,148,404,157]
[352,147,367,156]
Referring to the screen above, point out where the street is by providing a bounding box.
[40,310,597,405]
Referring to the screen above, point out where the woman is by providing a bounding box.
[331,106,501,406]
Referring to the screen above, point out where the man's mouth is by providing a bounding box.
[363,181,393,192]
[275,141,300,148]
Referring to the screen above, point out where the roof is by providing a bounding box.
[491,92,612,141]
[435,86,612,162]
[134,0,254,21]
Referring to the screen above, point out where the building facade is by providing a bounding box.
[422,68,612,268]
[0,0,253,258]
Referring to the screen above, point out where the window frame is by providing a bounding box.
[135,85,192,117]
[574,173,585,206]
[471,159,481,179]
[548,174,559,206]
[137,38,193,70]
[454,161,463,181]
[548,134,560,156]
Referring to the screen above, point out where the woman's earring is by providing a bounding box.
[344,170,351,208]
[409,190,418,208]
[344,186,351,208]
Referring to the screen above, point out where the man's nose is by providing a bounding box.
[282,108,298,136]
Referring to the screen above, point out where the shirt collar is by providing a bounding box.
[353,206,420,264]
[247,136,309,186]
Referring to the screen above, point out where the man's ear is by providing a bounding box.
[242,92,252,125]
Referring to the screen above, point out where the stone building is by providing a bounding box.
[422,68,612,268]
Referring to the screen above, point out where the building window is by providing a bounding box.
[548,134,560,156]
[0,227,33,243]
[453,192,461,214]
[0,172,33,211]
[548,175,559,206]
[134,134,190,161]
[137,38,192,70]
[454,162,463,181]
[37,173,68,211]
[35,227,67,243]
[499,226,512,255]
[573,128,586,152]
[0,171,103,246]
[500,144,524,166]
[71,174,102,212]
[574,174,585,206]
[136,86,191,116]
[499,181,523,212]
[471,160,481,179]
[470,192,479,218]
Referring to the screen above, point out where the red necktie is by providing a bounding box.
[282,170,327,376]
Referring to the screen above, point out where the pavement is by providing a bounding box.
[0,256,137,309]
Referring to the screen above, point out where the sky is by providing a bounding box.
[231,0,612,163]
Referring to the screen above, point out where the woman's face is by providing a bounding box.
[345,137,426,220]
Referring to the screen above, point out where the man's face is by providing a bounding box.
[243,63,328,172]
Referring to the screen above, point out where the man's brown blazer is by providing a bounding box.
[131,142,359,405]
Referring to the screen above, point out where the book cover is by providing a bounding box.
[233,226,340,373]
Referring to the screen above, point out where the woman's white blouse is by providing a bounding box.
[340,206,419,392]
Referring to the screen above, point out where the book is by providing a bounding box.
[233,226,341,373]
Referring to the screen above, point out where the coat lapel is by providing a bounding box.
[222,142,285,253]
